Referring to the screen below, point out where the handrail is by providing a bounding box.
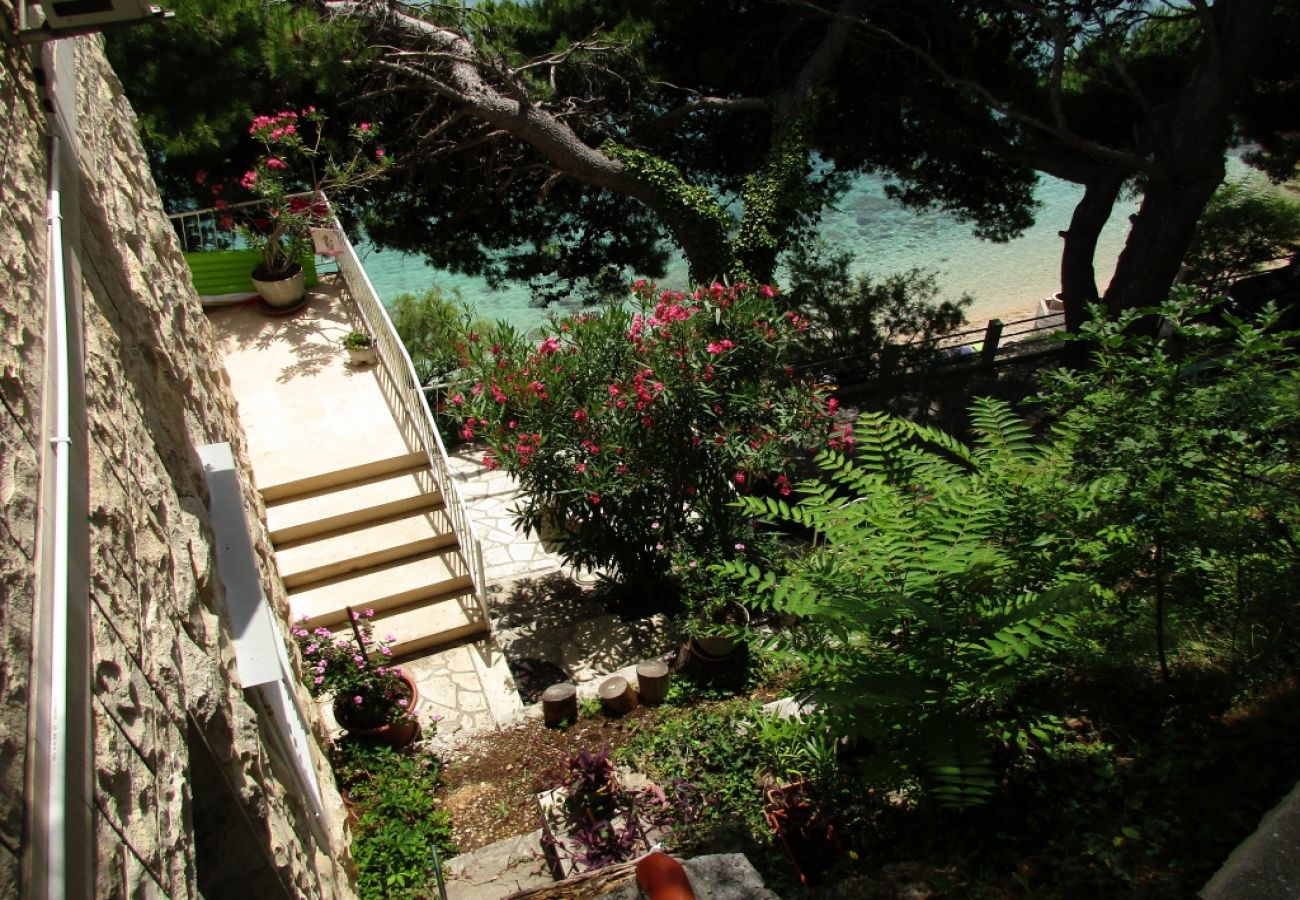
[318,195,490,624]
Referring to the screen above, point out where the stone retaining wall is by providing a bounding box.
[0,22,352,899]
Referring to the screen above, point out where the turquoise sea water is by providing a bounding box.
[358,156,1260,331]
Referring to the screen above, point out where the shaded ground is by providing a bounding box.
[439,707,657,850]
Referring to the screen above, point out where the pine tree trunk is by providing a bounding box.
[1060,169,1126,334]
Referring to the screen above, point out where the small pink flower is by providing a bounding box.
[735,543,746,551]
[353,696,364,705]
[574,409,587,422]
[240,170,257,190]
[194,170,208,185]
[265,157,288,171]
[380,646,392,656]
[734,472,746,485]
[398,699,408,708]
[538,336,561,355]
[364,608,374,617]
[375,148,386,159]
[313,676,324,685]
[358,122,371,132]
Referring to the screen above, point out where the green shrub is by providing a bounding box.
[390,287,467,385]
[781,241,971,376]
[332,741,455,899]
[723,400,1088,807]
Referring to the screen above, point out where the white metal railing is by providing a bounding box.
[320,196,490,623]
[167,192,314,253]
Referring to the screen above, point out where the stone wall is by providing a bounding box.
[0,25,51,895]
[0,23,353,899]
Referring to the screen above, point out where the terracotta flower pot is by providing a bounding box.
[332,673,421,748]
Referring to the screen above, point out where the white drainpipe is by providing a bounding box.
[43,130,73,900]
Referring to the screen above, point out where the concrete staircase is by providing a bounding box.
[262,450,486,655]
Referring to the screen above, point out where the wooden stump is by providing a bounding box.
[598,675,637,716]
[541,682,578,726]
[636,660,670,706]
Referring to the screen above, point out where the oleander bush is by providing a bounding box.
[455,280,836,583]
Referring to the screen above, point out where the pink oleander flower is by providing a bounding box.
[239,170,257,190]
[538,336,562,355]
[358,121,371,132]
[353,696,364,705]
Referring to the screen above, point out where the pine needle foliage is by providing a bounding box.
[721,401,1087,807]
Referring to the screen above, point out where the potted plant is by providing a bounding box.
[208,108,390,309]
[763,780,843,885]
[291,608,420,747]
[342,330,377,366]
[669,545,753,660]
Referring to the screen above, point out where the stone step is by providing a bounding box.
[266,464,443,544]
[441,829,551,900]
[275,507,457,588]
[259,450,427,503]
[379,592,488,658]
[288,547,473,629]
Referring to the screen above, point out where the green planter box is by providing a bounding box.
[183,249,319,297]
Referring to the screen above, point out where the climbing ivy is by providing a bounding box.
[731,116,817,283]
[601,141,733,282]
[605,119,826,285]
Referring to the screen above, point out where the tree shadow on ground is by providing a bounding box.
[490,572,683,701]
